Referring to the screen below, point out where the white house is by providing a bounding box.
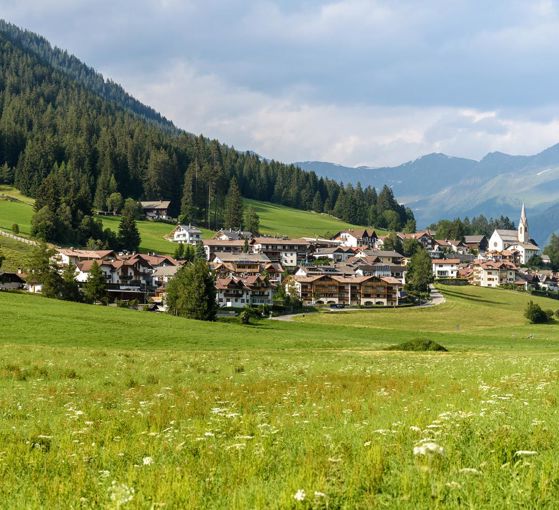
[488,204,540,264]
[432,259,460,279]
[168,224,202,245]
[333,229,376,248]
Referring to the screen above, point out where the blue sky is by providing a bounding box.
[3,0,559,166]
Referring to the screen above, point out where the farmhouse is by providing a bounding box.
[211,252,283,284]
[0,271,25,291]
[140,200,171,220]
[168,224,202,245]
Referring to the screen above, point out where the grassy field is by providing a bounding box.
[245,198,384,238]
[0,198,33,236]
[2,285,559,507]
[0,236,34,271]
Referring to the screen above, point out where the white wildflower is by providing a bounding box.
[108,481,135,506]
[142,456,154,465]
[314,491,327,498]
[409,426,421,432]
[294,489,306,501]
[413,442,444,456]
[514,450,537,457]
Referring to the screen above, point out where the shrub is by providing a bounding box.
[386,339,448,352]
[11,223,19,234]
[525,300,551,324]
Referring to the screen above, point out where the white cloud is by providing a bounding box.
[114,61,559,167]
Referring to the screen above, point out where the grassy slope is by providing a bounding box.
[0,236,33,271]
[2,286,559,507]
[245,198,386,238]
[0,187,380,253]
[2,285,559,352]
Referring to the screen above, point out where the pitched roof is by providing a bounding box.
[140,200,170,209]
[432,259,461,265]
[58,249,114,259]
[253,237,310,246]
[464,235,486,244]
[213,252,271,263]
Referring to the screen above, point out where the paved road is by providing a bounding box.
[270,286,446,321]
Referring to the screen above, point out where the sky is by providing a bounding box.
[3,0,559,167]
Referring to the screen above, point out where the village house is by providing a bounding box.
[216,275,274,307]
[252,237,311,267]
[167,224,202,245]
[312,246,355,263]
[203,239,246,260]
[471,261,517,288]
[349,250,404,265]
[488,204,540,264]
[0,271,26,291]
[211,252,283,284]
[432,259,461,279]
[433,239,469,255]
[333,229,377,248]
[214,229,253,241]
[397,230,435,251]
[464,235,488,253]
[55,248,116,266]
[288,274,401,307]
[140,200,171,220]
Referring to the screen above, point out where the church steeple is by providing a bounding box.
[518,202,529,243]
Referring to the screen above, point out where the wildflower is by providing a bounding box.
[294,489,306,501]
[409,426,421,432]
[514,450,537,457]
[314,491,327,498]
[459,468,481,475]
[142,456,154,465]
[108,481,135,506]
[413,442,444,456]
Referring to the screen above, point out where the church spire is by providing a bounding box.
[518,202,528,243]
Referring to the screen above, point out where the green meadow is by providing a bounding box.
[245,198,384,239]
[2,286,559,508]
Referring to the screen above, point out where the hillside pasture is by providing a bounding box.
[2,286,559,507]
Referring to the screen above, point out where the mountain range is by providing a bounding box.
[296,145,559,244]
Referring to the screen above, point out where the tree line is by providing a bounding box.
[0,21,414,248]
[428,215,515,241]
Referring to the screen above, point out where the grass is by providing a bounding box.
[245,198,387,238]
[0,198,33,236]
[0,186,386,252]
[0,236,34,272]
[2,286,559,507]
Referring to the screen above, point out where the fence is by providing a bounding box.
[0,229,37,246]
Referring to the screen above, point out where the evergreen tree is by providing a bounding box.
[382,233,404,254]
[83,261,107,303]
[166,259,217,321]
[194,242,207,260]
[118,213,141,252]
[544,233,559,270]
[243,206,260,234]
[224,177,244,229]
[60,264,81,302]
[29,242,63,298]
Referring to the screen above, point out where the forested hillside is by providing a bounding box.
[0,20,414,246]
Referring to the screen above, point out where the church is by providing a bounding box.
[488,204,540,264]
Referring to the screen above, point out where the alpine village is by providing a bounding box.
[4,14,559,510]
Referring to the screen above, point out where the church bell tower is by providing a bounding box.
[518,203,529,243]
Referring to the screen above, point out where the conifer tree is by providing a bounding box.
[118,213,141,252]
[405,248,434,296]
[243,206,260,235]
[224,177,243,229]
[166,259,217,321]
[83,261,107,303]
